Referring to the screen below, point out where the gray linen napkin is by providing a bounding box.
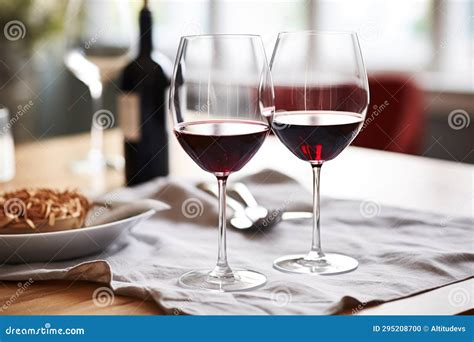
[0,170,472,314]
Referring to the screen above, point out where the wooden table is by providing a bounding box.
[0,130,472,315]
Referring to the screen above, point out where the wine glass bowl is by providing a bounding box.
[64,0,133,172]
[65,0,132,85]
[174,120,269,175]
[271,31,369,274]
[170,35,274,291]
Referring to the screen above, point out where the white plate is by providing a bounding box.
[0,209,156,264]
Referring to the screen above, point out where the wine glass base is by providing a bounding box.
[273,253,358,275]
[179,269,267,292]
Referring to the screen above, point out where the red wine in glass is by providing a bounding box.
[174,120,270,175]
[272,111,363,163]
[171,35,273,292]
[270,31,369,276]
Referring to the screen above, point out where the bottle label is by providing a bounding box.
[118,93,140,142]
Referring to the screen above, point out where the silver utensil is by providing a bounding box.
[197,182,312,230]
[229,182,312,227]
[228,182,268,222]
[196,183,254,229]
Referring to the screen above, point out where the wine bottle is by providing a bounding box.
[118,0,170,186]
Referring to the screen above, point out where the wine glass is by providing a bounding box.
[170,35,274,291]
[64,0,133,172]
[270,31,369,274]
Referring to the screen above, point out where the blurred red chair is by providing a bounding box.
[352,74,424,155]
[273,74,424,155]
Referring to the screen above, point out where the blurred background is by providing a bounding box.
[0,0,472,163]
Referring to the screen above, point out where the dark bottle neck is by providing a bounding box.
[138,4,153,57]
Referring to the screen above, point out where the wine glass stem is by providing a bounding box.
[89,84,105,163]
[209,176,234,280]
[308,164,324,260]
